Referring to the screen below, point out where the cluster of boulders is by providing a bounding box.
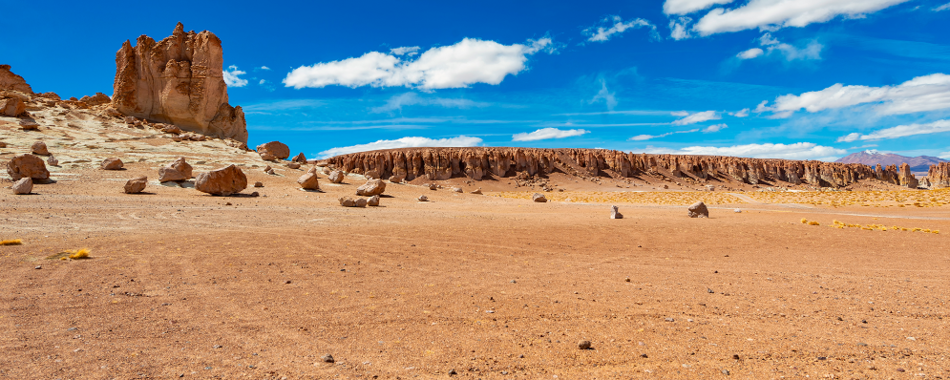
[339,195,380,207]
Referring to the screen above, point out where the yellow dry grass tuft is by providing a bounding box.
[68,248,91,260]
[487,191,744,206]
[807,221,820,226]
[801,218,808,224]
[0,239,23,246]
[46,248,92,260]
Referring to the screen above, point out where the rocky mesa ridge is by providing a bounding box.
[327,147,943,189]
[112,22,247,144]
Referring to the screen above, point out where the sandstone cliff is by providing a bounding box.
[112,23,248,144]
[928,162,950,189]
[0,65,34,94]
[326,147,900,188]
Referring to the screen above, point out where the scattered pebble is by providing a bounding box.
[578,340,591,350]
[322,354,335,363]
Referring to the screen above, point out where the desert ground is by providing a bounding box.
[3,141,950,379]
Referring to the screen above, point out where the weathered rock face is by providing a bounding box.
[195,164,247,195]
[0,65,33,94]
[124,176,148,194]
[898,163,919,189]
[0,97,25,117]
[102,158,124,170]
[257,141,290,160]
[925,162,949,189]
[688,201,709,218]
[12,177,33,195]
[112,23,248,143]
[6,154,50,181]
[327,147,888,188]
[356,179,386,196]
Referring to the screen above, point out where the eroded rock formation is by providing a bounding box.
[928,162,950,189]
[326,147,898,188]
[0,65,33,94]
[112,23,248,144]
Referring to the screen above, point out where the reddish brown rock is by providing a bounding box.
[257,141,290,160]
[12,177,33,195]
[688,201,709,218]
[297,172,320,190]
[610,205,623,219]
[102,158,124,170]
[6,154,50,181]
[338,197,366,207]
[111,23,248,143]
[356,179,386,196]
[292,152,307,163]
[124,176,147,194]
[0,65,33,94]
[328,170,344,183]
[195,165,247,195]
[367,195,380,206]
[159,157,193,182]
[79,93,111,106]
[899,163,919,189]
[287,162,301,169]
[31,141,49,156]
[0,97,25,117]
[19,120,39,130]
[327,147,884,188]
[928,162,950,189]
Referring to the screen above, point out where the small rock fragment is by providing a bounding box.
[321,354,334,363]
[418,195,428,202]
[610,205,623,219]
[367,195,380,206]
[532,193,547,203]
[452,187,463,193]
[31,141,49,156]
[578,340,592,350]
[47,156,58,166]
[471,188,482,195]
[254,181,263,188]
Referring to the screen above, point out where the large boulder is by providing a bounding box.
[101,158,124,170]
[158,157,193,182]
[12,177,32,195]
[297,172,320,190]
[31,141,49,156]
[0,97,25,117]
[195,164,247,195]
[6,154,50,181]
[79,92,111,106]
[124,176,147,194]
[688,201,709,218]
[257,141,290,160]
[356,179,386,196]
[111,23,248,143]
[328,170,344,183]
[292,152,307,163]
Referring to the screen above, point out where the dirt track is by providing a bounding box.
[2,167,949,379]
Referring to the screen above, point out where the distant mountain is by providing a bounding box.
[836,150,947,172]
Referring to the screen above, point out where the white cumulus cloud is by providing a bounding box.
[693,0,911,36]
[318,136,483,158]
[703,123,728,132]
[584,16,658,42]
[669,17,693,40]
[284,37,554,90]
[730,108,750,117]
[630,128,700,141]
[223,65,248,87]
[837,120,950,142]
[737,48,764,59]
[738,33,822,61]
[758,73,950,117]
[664,0,736,15]
[512,128,590,142]
[672,110,721,125]
[934,2,950,11]
[643,142,847,160]
[260,66,271,70]
[390,46,421,56]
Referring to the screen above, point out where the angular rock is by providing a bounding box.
[195,164,247,195]
[688,201,709,218]
[452,187,463,193]
[471,188,482,195]
[101,158,124,170]
[79,92,111,106]
[0,97,25,117]
[532,193,547,203]
[12,177,32,195]
[367,195,380,206]
[356,179,386,196]
[47,156,59,166]
[338,197,366,207]
[292,152,307,163]
[0,65,34,94]
[257,141,290,160]
[6,154,50,181]
[124,176,147,194]
[112,23,248,143]
[159,158,193,182]
[31,141,49,156]
[19,119,39,130]
[297,172,320,190]
[0,141,6,148]
[610,205,623,219]
[328,170,344,183]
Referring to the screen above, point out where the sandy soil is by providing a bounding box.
[2,159,950,379]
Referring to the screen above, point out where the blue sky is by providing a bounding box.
[3,0,950,160]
